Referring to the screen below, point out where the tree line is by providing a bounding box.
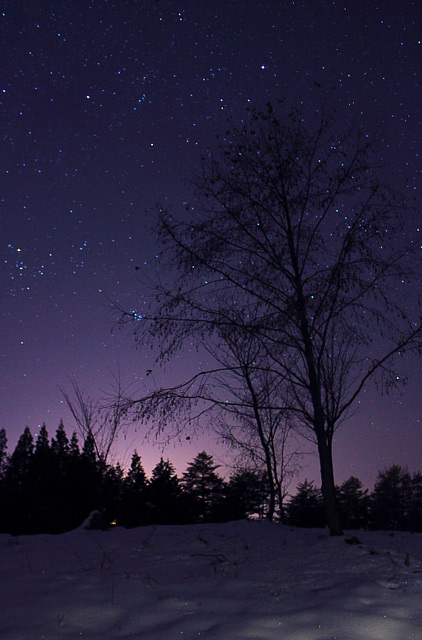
[0,424,267,534]
[0,425,421,535]
[288,470,422,532]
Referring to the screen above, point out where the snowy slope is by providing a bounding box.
[1,520,422,639]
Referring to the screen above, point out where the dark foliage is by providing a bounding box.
[119,451,148,527]
[225,469,270,520]
[182,451,226,522]
[285,467,422,532]
[336,476,370,530]
[286,480,326,528]
[146,458,185,525]
[369,465,422,532]
[1,425,421,534]
[0,426,271,533]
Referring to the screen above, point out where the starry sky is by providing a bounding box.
[1,1,421,487]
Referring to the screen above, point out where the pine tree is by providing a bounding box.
[8,426,34,483]
[182,451,225,522]
[126,451,147,488]
[120,451,148,527]
[286,480,325,528]
[34,423,50,455]
[103,462,124,525]
[148,458,183,524]
[369,465,411,530]
[337,477,369,530]
[69,431,80,458]
[4,427,34,533]
[73,434,103,523]
[226,469,269,520]
[45,421,74,533]
[30,424,55,532]
[51,420,70,469]
[63,431,87,530]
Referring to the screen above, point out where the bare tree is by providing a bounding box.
[214,378,301,522]
[61,376,129,466]
[121,102,422,535]
[206,326,301,521]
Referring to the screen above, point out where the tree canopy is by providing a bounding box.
[120,102,422,535]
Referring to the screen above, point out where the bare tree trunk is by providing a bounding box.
[291,259,343,535]
[317,435,342,535]
[243,370,277,521]
[266,469,276,521]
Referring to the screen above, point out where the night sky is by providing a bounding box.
[1,1,421,487]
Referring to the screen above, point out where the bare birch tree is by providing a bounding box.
[121,102,422,535]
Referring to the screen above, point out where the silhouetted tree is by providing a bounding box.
[337,476,369,530]
[287,480,325,528]
[226,469,269,520]
[69,431,80,459]
[8,426,34,482]
[62,378,129,465]
[120,102,422,536]
[72,434,103,522]
[30,424,55,532]
[120,451,148,527]
[147,458,183,524]
[48,421,75,532]
[3,427,34,533]
[103,462,124,525]
[51,420,70,470]
[369,465,411,530]
[182,451,225,522]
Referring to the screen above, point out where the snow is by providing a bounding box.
[1,520,422,639]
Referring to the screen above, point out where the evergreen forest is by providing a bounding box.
[0,424,421,535]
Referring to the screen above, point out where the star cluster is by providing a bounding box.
[1,0,420,482]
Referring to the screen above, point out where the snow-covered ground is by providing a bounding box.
[1,520,422,639]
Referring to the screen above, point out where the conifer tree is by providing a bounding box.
[8,426,34,483]
[183,451,225,522]
[73,434,103,522]
[31,424,54,532]
[337,476,369,530]
[51,420,70,469]
[120,451,148,527]
[4,427,34,533]
[126,451,147,487]
[103,462,124,525]
[369,465,411,530]
[34,423,50,455]
[148,458,183,524]
[69,431,80,458]
[286,480,325,528]
[226,469,269,520]
[48,421,74,532]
